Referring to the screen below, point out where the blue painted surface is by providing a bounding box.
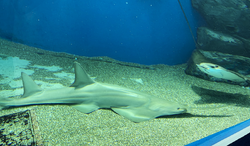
[186,118,250,146]
[0,0,205,65]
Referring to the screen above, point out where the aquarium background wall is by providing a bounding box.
[0,0,205,65]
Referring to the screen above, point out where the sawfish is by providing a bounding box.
[196,63,249,83]
[0,62,188,122]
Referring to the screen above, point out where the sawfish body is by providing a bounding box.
[196,62,249,83]
[0,62,187,122]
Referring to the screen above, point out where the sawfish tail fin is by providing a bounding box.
[0,62,95,110]
[21,62,94,98]
[0,72,43,110]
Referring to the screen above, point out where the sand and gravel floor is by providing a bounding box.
[1,38,250,145]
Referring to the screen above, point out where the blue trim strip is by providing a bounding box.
[186,118,250,146]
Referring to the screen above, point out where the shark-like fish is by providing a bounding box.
[196,63,248,83]
[0,62,188,122]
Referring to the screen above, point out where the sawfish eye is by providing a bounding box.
[177,108,180,110]
[210,65,218,69]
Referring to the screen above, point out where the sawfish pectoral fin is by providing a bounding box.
[112,107,155,122]
[72,104,99,113]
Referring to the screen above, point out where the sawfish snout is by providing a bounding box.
[178,107,187,113]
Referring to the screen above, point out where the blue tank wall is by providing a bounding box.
[0,0,205,65]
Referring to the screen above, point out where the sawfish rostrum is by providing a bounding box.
[0,62,187,122]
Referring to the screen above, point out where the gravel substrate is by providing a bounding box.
[1,38,250,145]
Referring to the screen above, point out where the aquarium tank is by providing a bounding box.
[0,0,250,145]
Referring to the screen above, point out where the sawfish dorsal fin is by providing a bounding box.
[70,62,95,88]
[21,72,43,98]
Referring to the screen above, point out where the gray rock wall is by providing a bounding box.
[186,0,250,86]
[192,0,250,38]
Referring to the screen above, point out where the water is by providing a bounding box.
[1,0,248,145]
[0,0,205,65]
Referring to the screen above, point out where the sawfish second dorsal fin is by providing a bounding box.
[70,62,95,88]
[21,72,43,98]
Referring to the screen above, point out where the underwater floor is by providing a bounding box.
[0,38,250,145]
